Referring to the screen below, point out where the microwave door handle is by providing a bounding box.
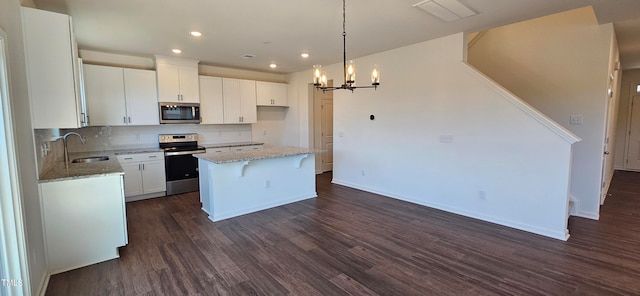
[192,106,195,118]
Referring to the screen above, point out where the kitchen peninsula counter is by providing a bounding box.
[195,146,321,222]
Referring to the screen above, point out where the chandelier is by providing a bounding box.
[312,0,380,92]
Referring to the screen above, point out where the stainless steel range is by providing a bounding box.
[159,133,206,195]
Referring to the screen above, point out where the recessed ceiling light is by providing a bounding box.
[301,53,309,58]
[269,63,277,69]
[190,31,202,37]
[172,49,182,54]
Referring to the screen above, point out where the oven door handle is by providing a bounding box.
[165,150,206,156]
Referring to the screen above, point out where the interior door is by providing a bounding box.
[312,81,334,173]
[321,98,334,172]
[626,95,640,170]
[600,77,619,204]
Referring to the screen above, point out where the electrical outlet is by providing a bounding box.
[263,130,267,136]
[478,190,486,200]
[264,180,270,188]
[361,170,365,176]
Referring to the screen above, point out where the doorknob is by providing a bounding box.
[604,151,610,155]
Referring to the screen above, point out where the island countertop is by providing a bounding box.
[194,146,322,164]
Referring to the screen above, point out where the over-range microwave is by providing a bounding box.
[159,103,201,124]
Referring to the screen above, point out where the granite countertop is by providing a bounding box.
[38,147,164,183]
[39,151,124,183]
[203,142,264,149]
[194,146,322,164]
[111,147,164,155]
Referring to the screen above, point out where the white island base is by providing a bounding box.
[196,147,318,222]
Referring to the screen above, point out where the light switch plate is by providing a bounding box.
[439,135,454,143]
[569,115,583,125]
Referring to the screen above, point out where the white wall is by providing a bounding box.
[0,0,48,294]
[614,69,640,169]
[467,7,615,219]
[288,33,578,240]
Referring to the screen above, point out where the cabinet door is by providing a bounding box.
[141,160,167,194]
[199,76,224,124]
[22,7,81,129]
[239,79,257,123]
[40,175,126,273]
[222,78,242,123]
[256,81,272,105]
[124,68,159,125]
[121,162,143,197]
[156,63,181,102]
[272,83,288,106]
[179,66,200,103]
[83,64,127,126]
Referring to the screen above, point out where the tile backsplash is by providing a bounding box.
[62,124,252,152]
[35,125,252,176]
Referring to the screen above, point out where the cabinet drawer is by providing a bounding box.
[117,152,164,163]
[231,145,263,152]
[207,147,229,153]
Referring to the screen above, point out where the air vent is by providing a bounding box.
[241,54,256,59]
[413,0,477,22]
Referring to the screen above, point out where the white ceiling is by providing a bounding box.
[33,0,640,73]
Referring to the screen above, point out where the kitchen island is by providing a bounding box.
[195,146,321,222]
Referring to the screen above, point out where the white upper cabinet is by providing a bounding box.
[155,56,199,103]
[222,78,257,124]
[21,7,87,129]
[199,76,224,124]
[83,64,126,126]
[123,68,160,125]
[83,64,159,126]
[256,81,288,106]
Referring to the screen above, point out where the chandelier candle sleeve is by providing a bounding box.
[371,65,380,85]
[346,60,355,84]
[313,65,322,85]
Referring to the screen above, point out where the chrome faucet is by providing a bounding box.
[62,132,85,164]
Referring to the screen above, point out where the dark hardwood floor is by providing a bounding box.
[46,171,640,295]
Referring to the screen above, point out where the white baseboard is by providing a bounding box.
[332,179,569,241]
[37,273,50,296]
[572,210,599,220]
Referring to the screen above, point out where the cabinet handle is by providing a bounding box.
[123,117,127,123]
[138,163,141,170]
[125,157,133,160]
[87,115,90,125]
[128,117,131,123]
[149,156,157,159]
[142,163,145,170]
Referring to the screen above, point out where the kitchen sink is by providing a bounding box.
[71,156,109,163]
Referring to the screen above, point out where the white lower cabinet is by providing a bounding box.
[117,152,166,200]
[39,174,127,274]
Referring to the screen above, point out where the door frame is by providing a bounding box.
[0,28,31,295]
